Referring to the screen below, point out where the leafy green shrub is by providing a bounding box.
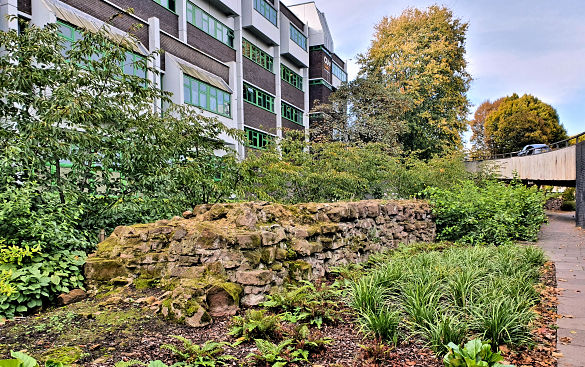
[240,134,470,204]
[443,339,514,367]
[262,281,342,328]
[561,200,576,211]
[160,336,235,366]
[562,187,576,202]
[426,180,546,245]
[0,250,86,319]
[245,339,307,367]
[0,351,68,367]
[229,310,281,344]
[284,324,332,353]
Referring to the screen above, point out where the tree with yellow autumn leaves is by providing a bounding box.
[358,5,471,158]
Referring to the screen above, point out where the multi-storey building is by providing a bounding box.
[0,0,345,155]
[287,2,347,129]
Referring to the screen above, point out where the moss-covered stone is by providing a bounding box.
[134,277,159,290]
[84,258,128,282]
[42,346,86,364]
[287,260,312,281]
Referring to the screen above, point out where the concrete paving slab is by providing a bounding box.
[538,211,585,366]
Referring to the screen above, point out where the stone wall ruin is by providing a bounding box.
[85,199,435,326]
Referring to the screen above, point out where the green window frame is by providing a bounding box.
[332,63,347,82]
[245,127,272,150]
[253,0,277,26]
[289,24,307,50]
[242,39,273,72]
[309,78,333,90]
[243,82,275,113]
[57,21,146,79]
[281,102,303,125]
[152,0,176,12]
[310,45,331,56]
[281,64,303,90]
[184,74,231,118]
[186,2,234,48]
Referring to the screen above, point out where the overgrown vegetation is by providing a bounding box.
[426,180,546,245]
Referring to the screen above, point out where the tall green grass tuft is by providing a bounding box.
[349,243,544,354]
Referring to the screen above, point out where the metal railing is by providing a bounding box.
[467,131,585,161]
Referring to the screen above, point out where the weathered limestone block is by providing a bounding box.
[236,270,273,286]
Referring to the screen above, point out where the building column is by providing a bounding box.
[274,45,282,139]
[31,0,55,27]
[148,17,162,112]
[177,0,187,42]
[302,66,310,141]
[234,14,245,159]
[0,0,18,31]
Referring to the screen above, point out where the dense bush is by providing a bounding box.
[0,185,89,319]
[349,244,545,353]
[240,133,469,204]
[426,180,546,245]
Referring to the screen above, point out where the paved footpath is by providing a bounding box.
[538,211,585,367]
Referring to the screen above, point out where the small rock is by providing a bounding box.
[182,210,193,219]
[57,288,87,306]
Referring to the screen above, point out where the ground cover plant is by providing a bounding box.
[349,243,546,357]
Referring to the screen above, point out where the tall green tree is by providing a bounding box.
[484,93,567,153]
[468,98,504,157]
[0,21,241,232]
[359,5,471,157]
[311,76,409,153]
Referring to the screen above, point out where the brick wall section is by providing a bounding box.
[281,82,304,110]
[243,59,275,93]
[109,0,178,38]
[309,49,331,82]
[60,0,149,47]
[186,24,236,63]
[280,4,304,31]
[161,33,230,83]
[577,142,585,228]
[243,104,277,134]
[332,53,344,69]
[282,118,303,133]
[17,0,31,14]
[309,84,332,110]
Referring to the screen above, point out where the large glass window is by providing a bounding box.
[152,0,176,12]
[57,21,146,78]
[243,83,275,113]
[281,64,303,90]
[281,102,302,125]
[253,0,277,26]
[245,127,272,150]
[289,24,306,50]
[332,63,347,82]
[242,39,274,72]
[186,2,234,48]
[184,74,231,117]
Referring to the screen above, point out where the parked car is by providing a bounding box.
[517,144,551,156]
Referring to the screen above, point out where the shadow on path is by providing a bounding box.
[538,211,585,367]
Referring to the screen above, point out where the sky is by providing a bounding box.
[283,0,585,142]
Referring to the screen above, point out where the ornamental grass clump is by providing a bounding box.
[349,244,545,355]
